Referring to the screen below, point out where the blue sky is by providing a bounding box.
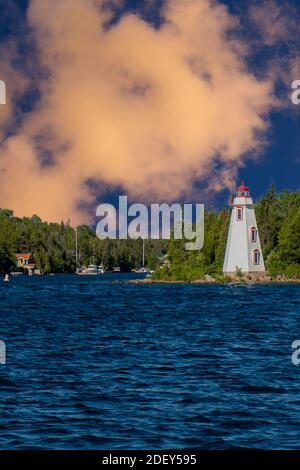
[222,0,300,198]
[0,0,299,219]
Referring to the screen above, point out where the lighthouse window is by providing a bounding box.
[253,250,260,265]
[251,227,257,242]
[236,207,243,221]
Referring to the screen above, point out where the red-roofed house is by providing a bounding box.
[15,253,35,274]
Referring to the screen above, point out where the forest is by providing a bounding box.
[0,209,166,274]
[0,185,299,278]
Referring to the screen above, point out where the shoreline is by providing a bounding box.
[128,278,300,285]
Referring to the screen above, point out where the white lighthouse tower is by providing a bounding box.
[223,181,265,274]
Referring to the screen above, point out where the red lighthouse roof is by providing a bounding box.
[237,180,250,192]
[235,180,251,198]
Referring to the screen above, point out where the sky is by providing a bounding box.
[0,0,299,224]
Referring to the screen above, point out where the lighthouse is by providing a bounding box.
[223,181,265,274]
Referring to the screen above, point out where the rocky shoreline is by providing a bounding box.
[129,274,300,285]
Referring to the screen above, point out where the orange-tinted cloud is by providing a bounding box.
[0,0,279,223]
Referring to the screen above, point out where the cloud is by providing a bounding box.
[0,0,282,223]
[248,0,300,86]
[249,0,298,46]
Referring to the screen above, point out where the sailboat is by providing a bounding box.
[75,226,80,274]
[79,262,105,275]
[82,264,99,275]
[136,239,148,273]
[75,227,105,275]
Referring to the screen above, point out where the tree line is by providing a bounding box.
[0,209,166,274]
[0,185,299,277]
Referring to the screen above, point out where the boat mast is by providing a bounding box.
[142,238,145,268]
[75,226,78,267]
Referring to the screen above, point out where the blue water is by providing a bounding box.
[0,274,300,449]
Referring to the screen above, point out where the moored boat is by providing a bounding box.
[78,264,105,275]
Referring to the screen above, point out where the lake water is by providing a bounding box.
[0,274,299,449]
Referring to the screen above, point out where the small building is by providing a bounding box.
[15,253,36,275]
[223,181,265,274]
[158,253,170,268]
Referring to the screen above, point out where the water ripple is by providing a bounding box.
[0,275,299,449]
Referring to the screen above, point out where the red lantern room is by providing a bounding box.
[236,180,251,197]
